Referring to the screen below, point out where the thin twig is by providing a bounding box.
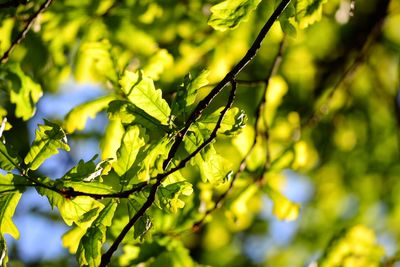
[163,0,291,170]
[99,82,238,267]
[0,0,54,64]
[192,38,286,230]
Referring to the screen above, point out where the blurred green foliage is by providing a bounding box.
[1,0,400,266]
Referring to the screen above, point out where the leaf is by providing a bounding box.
[108,100,169,131]
[172,70,209,121]
[184,128,232,184]
[61,155,110,182]
[279,2,298,37]
[37,184,104,227]
[113,126,147,183]
[295,0,328,29]
[266,186,300,221]
[199,107,247,135]
[143,49,174,81]
[119,70,171,125]
[0,64,42,121]
[156,182,193,213]
[0,142,21,171]
[77,201,117,267]
[0,173,25,193]
[0,189,21,239]
[208,0,261,31]
[24,120,70,170]
[64,95,116,133]
[0,235,8,267]
[74,39,117,83]
[100,118,124,160]
[133,137,172,182]
[128,194,153,240]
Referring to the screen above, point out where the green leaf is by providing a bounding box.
[295,0,328,29]
[208,0,261,31]
[265,186,300,221]
[119,70,171,125]
[184,127,233,184]
[113,125,147,183]
[128,193,153,240]
[61,155,110,182]
[108,100,169,131]
[0,234,8,267]
[100,118,124,160]
[74,39,117,83]
[143,49,174,81]
[64,95,116,133]
[0,173,25,193]
[131,136,172,182]
[0,64,42,121]
[77,201,117,267]
[37,184,104,227]
[156,182,193,213]
[199,107,247,136]
[172,70,209,121]
[0,189,21,239]
[0,142,21,171]
[24,120,70,170]
[279,2,297,37]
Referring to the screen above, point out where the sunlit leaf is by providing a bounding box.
[143,49,174,81]
[77,201,117,267]
[24,120,70,170]
[184,128,232,184]
[119,70,171,125]
[128,193,153,240]
[0,142,21,171]
[64,95,116,133]
[107,100,168,131]
[0,234,7,267]
[0,189,21,239]
[172,70,209,121]
[319,225,385,267]
[266,186,300,221]
[37,184,104,227]
[62,155,110,182]
[0,64,42,121]
[113,125,147,183]
[156,182,193,213]
[199,107,246,135]
[74,39,117,83]
[295,0,328,29]
[100,118,124,160]
[208,0,261,31]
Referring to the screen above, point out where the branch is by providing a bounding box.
[99,82,238,267]
[0,0,54,64]
[192,38,286,230]
[163,0,291,169]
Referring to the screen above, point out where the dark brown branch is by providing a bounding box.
[0,0,54,64]
[163,0,291,170]
[192,38,286,230]
[99,82,238,267]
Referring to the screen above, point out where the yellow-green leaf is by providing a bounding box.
[0,142,21,171]
[0,64,42,121]
[295,0,328,29]
[77,201,117,267]
[113,125,147,183]
[24,120,70,170]
[119,70,171,125]
[208,0,261,31]
[0,179,21,239]
[266,186,300,221]
[64,95,116,133]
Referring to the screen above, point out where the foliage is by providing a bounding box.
[0,0,400,266]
